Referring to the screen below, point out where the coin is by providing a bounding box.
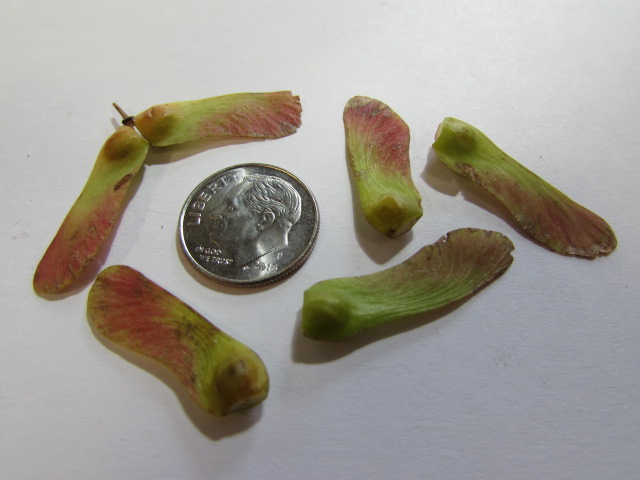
[179,164,320,286]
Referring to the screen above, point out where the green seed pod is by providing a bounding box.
[33,126,149,294]
[302,228,514,340]
[134,91,302,147]
[432,117,616,257]
[87,265,269,416]
[343,96,423,238]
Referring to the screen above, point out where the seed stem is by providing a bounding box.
[113,103,135,128]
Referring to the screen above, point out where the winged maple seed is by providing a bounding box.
[33,125,149,294]
[343,96,423,237]
[87,265,269,416]
[432,117,616,258]
[302,228,514,341]
[33,91,302,294]
[134,91,302,146]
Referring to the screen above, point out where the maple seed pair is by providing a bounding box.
[33,91,302,294]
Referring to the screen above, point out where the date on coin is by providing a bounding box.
[179,164,319,286]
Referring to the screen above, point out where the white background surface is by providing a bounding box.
[2,1,639,478]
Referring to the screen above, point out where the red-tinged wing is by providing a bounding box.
[433,117,616,258]
[87,265,269,415]
[343,96,423,237]
[135,91,302,146]
[33,127,149,294]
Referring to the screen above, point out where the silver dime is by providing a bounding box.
[179,164,320,286]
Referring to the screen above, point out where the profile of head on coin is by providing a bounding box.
[208,174,303,267]
[179,164,319,286]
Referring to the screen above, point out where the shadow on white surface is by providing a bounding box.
[88,319,263,441]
